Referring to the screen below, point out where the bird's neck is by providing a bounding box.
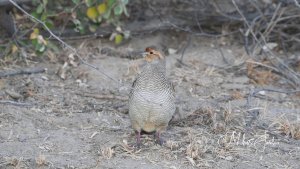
[144,59,166,74]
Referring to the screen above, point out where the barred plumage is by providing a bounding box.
[128,48,175,146]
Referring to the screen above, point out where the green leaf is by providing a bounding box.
[85,0,94,7]
[97,16,102,23]
[107,0,116,7]
[114,34,123,44]
[45,20,54,29]
[72,0,80,5]
[34,41,42,51]
[38,45,46,52]
[73,19,85,34]
[103,9,111,19]
[32,39,38,46]
[64,7,73,13]
[36,4,44,14]
[32,0,39,6]
[31,11,39,18]
[47,41,59,52]
[114,4,123,16]
[121,0,128,5]
[89,24,97,32]
[46,10,57,17]
[41,12,48,21]
[42,0,48,6]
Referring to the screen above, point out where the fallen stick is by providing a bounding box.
[76,92,128,101]
[0,67,46,77]
[0,100,32,106]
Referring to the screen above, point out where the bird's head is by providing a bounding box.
[142,47,164,62]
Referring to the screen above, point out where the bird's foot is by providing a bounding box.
[135,131,142,149]
[154,132,166,146]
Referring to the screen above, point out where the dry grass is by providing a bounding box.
[35,154,47,166]
[246,59,279,85]
[101,147,115,159]
[273,116,300,140]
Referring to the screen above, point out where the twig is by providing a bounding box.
[0,67,46,77]
[212,0,243,21]
[245,60,279,72]
[177,35,191,66]
[246,87,300,109]
[0,100,32,106]
[76,93,128,101]
[166,21,240,38]
[294,0,300,8]
[214,37,229,64]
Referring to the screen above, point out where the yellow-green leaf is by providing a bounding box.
[30,28,39,39]
[86,7,98,20]
[33,28,39,34]
[11,44,18,53]
[114,34,123,44]
[36,4,44,14]
[107,0,116,7]
[97,3,107,14]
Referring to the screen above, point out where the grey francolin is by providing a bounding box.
[129,47,175,147]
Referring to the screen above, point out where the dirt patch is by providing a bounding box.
[1,32,300,168]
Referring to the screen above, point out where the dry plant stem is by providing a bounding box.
[245,60,279,72]
[212,0,243,21]
[76,92,128,101]
[214,37,229,64]
[0,100,32,106]
[178,35,191,65]
[294,0,300,8]
[167,21,240,38]
[259,3,283,41]
[0,67,46,77]
[246,87,300,108]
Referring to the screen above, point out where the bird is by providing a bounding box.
[128,47,175,147]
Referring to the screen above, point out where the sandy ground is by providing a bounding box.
[0,32,300,169]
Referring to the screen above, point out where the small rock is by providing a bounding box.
[41,76,48,81]
[168,48,177,55]
[225,156,233,161]
[5,89,22,99]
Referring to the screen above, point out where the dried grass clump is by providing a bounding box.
[274,117,300,140]
[36,154,47,166]
[246,60,279,85]
[101,147,115,159]
[189,106,216,126]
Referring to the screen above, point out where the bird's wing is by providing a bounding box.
[170,81,175,97]
[129,77,138,98]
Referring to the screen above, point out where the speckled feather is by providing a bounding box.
[128,49,175,134]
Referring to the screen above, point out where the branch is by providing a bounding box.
[0,100,32,106]
[0,67,46,77]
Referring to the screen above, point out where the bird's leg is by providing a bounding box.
[135,131,141,148]
[154,131,165,145]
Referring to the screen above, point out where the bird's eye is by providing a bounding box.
[150,52,153,54]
